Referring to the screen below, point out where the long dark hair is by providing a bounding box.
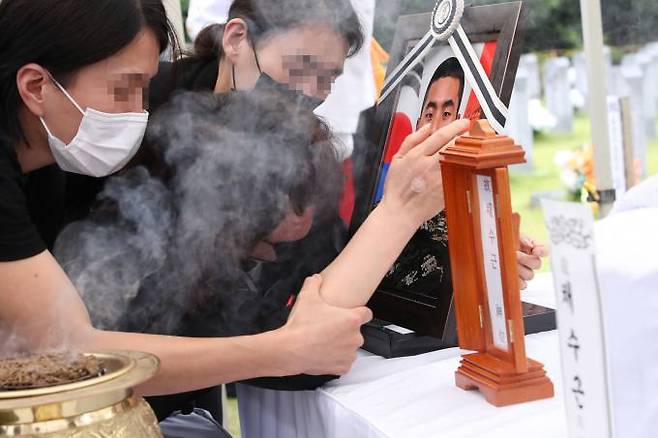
[0,0,177,142]
[193,0,364,61]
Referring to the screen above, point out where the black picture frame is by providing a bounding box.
[352,2,526,340]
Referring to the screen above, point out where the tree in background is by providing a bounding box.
[602,0,658,46]
[374,0,658,54]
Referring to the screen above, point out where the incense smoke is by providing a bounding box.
[53,90,343,336]
[1,0,366,356]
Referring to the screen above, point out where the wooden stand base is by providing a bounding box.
[455,352,554,407]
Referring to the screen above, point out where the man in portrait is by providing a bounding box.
[383,57,465,297]
[416,57,465,131]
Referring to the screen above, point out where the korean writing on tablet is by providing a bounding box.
[567,330,580,362]
[572,376,585,410]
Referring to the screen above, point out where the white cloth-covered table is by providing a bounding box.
[237,276,567,438]
[237,177,658,438]
[237,331,567,438]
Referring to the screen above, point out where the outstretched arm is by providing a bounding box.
[320,120,471,308]
[0,252,370,396]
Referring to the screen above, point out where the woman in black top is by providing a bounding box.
[49,1,368,424]
[64,0,369,309]
[0,0,378,404]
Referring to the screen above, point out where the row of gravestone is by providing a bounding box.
[612,43,658,177]
[507,44,658,173]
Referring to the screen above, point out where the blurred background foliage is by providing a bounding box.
[373,0,658,53]
[178,1,658,52]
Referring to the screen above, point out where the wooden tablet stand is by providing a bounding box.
[440,120,554,406]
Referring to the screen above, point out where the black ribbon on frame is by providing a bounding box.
[378,0,509,134]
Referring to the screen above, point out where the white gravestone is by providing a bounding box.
[621,62,648,178]
[645,42,658,111]
[636,52,657,139]
[609,65,629,99]
[623,53,657,140]
[542,200,614,438]
[543,57,574,133]
[572,52,588,110]
[606,96,627,196]
[603,46,614,95]
[571,50,612,114]
[507,66,533,170]
[520,53,541,99]
[640,44,658,137]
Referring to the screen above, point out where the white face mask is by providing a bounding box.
[39,77,148,177]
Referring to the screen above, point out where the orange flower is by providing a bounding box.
[582,144,595,184]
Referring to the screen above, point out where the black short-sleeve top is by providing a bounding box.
[0,132,47,261]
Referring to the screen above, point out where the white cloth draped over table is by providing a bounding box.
[237,330,568,438]
[237,282,568,438]
[237,176,658,438]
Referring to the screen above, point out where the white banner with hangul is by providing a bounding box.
[541,200,614,438]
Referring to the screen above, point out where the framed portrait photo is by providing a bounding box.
[353,2,526,341]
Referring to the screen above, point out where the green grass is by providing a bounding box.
[510,113,658,272]
[226,398,241,437]
[509,114,591,245]
[650,131,658,175]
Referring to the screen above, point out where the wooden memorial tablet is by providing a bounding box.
[440,120,554,406]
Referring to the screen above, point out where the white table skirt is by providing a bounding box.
[237,276,567,438]
[237,332,567,438]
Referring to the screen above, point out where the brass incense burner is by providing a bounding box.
[0,351,161,437]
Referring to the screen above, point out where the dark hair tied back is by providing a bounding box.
[194,23,226,59]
